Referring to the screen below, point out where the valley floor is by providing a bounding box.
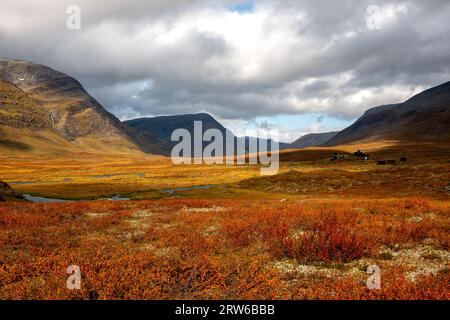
[0,142,449,299]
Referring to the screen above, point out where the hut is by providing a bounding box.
[354,150,369,160]
[330,153,344,161]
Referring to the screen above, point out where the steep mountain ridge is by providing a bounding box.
[323,81,450,146]
[0,58,163,155]
[0,59,131,141]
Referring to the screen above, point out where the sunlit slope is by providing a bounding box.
[0,83,144,156]
[0,59,162,155]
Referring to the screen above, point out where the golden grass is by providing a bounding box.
[0,153,265,199]
[1,141,448,200]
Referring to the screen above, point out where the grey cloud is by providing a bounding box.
[302,80,331,94]
[0,0,449,124]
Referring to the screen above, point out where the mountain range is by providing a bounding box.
[0,58,449,156]
[125,113,290,155]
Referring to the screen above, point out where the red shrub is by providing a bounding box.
[280,210,374,263]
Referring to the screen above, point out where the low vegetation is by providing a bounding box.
[0,143,448,300]
[0,197,448,299]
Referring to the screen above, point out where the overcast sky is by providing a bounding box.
[1,0,450,142]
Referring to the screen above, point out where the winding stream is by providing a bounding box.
[22,185,218,202]
[23,194,129,203]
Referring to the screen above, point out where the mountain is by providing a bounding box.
[325,81,450,146]
[0,79,79,154]
[0,58,286,157]
[290,131,338,149]
[0,58,162,155]
[125,113,290,155]
[125,113,229,155]
[125,113,228,142]
[3,58,447,156]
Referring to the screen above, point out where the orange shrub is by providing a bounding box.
[0,198,448,300]
[279,210,374,263]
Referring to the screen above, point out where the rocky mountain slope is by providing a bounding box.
[0,58,163,155]
[324,81,450,146]
[0,80,53,129]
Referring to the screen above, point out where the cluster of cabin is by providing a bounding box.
[329,150,369,161]
[330,153,345,161]
[329,150,407,165]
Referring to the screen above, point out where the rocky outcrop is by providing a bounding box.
[0,181,25,201]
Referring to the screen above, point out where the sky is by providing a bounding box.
[1,0,450,142]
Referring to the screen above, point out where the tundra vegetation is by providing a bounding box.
[0,141,449,299]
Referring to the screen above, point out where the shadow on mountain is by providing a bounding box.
[0,138,31,151]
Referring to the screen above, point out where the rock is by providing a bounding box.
[0,180,26,201]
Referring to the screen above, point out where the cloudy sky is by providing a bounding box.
[1,0,450,142]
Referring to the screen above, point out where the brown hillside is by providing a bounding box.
[324,81,450,146]
[0,59,133,141]
[0,59,164,155]
[0,81,52,129]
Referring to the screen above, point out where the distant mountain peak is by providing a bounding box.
[290,131,339,149]
[124,113,228,142]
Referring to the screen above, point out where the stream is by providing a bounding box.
[23,194,129,203]
[22,185,218,202]
[161,185,218,195]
